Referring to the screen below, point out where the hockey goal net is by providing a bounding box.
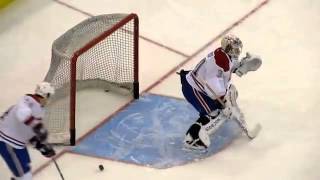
[43,14,139,145]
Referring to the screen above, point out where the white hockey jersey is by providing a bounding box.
[186,48,235,98]
[0,95,44,149]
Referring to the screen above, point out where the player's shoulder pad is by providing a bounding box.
[214,48,230,72]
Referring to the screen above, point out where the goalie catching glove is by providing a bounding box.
[233,52,262,77]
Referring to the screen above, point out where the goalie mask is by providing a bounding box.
[35,82,55,99]
[221,34,243,59]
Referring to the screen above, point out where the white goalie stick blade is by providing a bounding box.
[247,123,262,139]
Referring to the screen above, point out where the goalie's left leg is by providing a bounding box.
[184,112,227,149]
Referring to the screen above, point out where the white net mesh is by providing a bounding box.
[43,14,138,144]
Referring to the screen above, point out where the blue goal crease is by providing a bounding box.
[71,93,241,169]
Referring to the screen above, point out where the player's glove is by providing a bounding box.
[234,52,262,77]
[32,123,48,142]
[30,137,56,158]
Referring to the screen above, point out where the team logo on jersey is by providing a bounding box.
[217,69,223,77]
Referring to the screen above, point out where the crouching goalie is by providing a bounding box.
[179,34,262,150]
[0,82,56,180]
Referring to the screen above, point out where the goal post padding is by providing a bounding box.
[43,13,139,145]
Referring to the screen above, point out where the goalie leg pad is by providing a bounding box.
[226,84,238,107]
[184,122,209,149]
[225,84,246,124]
[203,113,227,136]
[184,113,227,149]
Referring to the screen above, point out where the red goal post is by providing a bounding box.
[43,13,139,145]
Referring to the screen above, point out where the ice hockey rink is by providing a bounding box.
[1,0,320,179]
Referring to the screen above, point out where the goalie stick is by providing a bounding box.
[186,72,261,140]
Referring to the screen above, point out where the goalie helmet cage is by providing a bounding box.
[43,13,139,146]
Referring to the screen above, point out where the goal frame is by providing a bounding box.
[67,13,139,145]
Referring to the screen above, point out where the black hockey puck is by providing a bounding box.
[99,164,104,171]
[104,89,109,92]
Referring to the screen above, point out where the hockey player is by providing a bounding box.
[179,34,261,150]
[0,82,56,180]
